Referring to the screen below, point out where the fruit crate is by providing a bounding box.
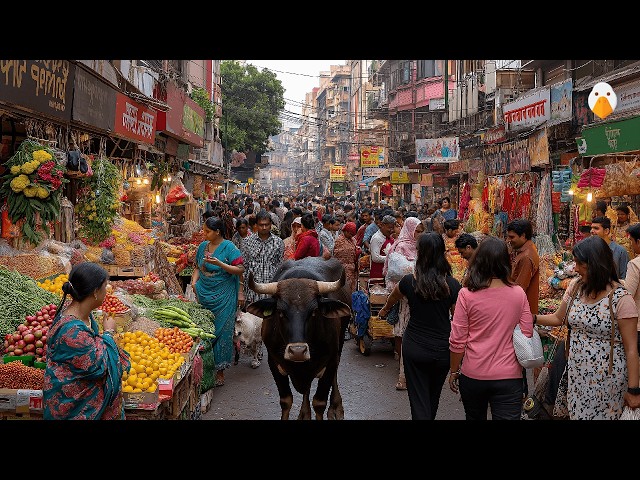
[164,364,193,419]
[3,355,34,367]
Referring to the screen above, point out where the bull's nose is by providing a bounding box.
[285,343,310,362]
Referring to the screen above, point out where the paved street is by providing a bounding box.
[201,333,472,420]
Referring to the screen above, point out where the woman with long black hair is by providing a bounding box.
[43,262,130,419]
[536,235,640,419]
[379,232,461,419]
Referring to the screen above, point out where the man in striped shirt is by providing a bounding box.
[240,210,285,306]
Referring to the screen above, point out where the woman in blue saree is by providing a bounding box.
[44,262,130,420]
[192,216,245,386]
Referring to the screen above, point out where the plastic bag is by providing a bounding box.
[185,283,197,302]
[385,252,415,284]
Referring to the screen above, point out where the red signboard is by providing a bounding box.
[156,82,204,147]
[113,93,157,144]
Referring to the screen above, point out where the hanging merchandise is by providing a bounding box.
[0,139,69,246]
[166,174,190,205]
[599,160,640,197]
[75,157,121,244]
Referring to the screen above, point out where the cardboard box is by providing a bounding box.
[157,377,174,400]
[0,389,43,413]
[0,389,17,412]
[101,264,119,276]
[125,404,164,420]
[165,366,193,418]
[0,412,43,420]
[123,389,159,410]
[16,389,43,413]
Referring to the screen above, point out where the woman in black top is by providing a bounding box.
[379,232,461,420]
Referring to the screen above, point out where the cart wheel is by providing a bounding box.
[359,335,372,356]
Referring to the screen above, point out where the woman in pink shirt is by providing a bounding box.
[448,235,533,420]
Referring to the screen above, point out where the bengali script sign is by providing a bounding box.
[0,60,74,122]
[482,125,506,145]
[330,165,346,180]
[503,88,550,131]
[114,93,157,144]
[416,137,459,163]
[72,66,116,131]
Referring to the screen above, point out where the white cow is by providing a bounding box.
[233,311,264,368]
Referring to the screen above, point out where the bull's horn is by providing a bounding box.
[248,271,278,294]
[316,278,342,294]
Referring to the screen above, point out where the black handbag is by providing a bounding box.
[385,302,400,325]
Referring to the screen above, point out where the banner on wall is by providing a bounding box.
[482,138,530,175]
[550,79,573,122]
[528,129,550,167]
[416,137,460,163]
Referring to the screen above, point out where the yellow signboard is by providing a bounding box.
[360,145,382,168]
[330,165,346,180]
[390,171,411,184]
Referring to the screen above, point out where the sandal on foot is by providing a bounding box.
[395,381,407,391]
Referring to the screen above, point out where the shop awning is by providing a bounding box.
[359,176,377,185]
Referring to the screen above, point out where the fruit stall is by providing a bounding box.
[0,265,215,420]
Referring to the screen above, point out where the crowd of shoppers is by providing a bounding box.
[94,190,637,421]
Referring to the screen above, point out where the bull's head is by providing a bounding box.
[246,271,351,362]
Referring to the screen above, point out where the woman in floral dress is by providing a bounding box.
[536,235,640,419]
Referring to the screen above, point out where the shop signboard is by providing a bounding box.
[576,115,640,156]
[421,173,433,187]
[448,159,470,174]
[113,93,157,145]
[482,125,506,145]
[331,182,345,194]
[390,170,411,184]
[503,87,550,131]
[72,66,116,131]
[416,137,459,163]
[360,145,383,168]
[330,165,346,181]
[156,82,205,147]
[528,129,550,167]
[0,60,74,122]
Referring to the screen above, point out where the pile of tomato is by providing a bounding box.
[99,294,129,314]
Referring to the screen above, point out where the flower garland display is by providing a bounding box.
[0,139,68,245]
[75,157,121,245]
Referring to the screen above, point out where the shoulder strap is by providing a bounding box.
[561,280,582,360]
[607,283,622,375]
